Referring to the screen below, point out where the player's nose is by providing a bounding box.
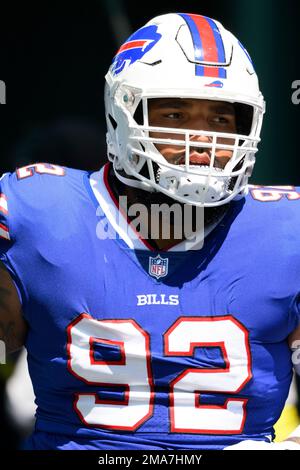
[190,133,212,143]
[189,133,212,152]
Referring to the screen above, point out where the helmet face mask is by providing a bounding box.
[105,13,265,207]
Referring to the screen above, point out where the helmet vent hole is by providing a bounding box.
[108,114,117,130]
[134,102,144,125]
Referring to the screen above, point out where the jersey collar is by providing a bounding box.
[89,164,223,252]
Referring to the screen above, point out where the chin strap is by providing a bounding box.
[114,165,155,193]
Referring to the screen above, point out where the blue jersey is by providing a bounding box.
[0,163,300,450]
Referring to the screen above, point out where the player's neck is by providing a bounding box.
[123,185,196,250]
[108,169,229,250]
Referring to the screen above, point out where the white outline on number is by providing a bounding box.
[165,316,251,434]
[67,313,154,430]
[67,313,251,433]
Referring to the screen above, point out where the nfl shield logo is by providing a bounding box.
[149,254,168,280]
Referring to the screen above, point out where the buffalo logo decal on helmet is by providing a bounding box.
[111,25,162,76]
[205,80,224,88]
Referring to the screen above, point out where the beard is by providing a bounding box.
[108,165,230,231]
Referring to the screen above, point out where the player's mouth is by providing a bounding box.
[176,151,211,166]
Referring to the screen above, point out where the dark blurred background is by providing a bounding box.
[1,0,300,449]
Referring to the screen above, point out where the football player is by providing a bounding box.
[1,12,300,450]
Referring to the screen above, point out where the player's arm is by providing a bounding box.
[285,324,300,446]
[0,260,27,353]
[288,323,300,348]
[225,326,300,450]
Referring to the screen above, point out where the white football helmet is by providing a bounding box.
[105,13,265,207]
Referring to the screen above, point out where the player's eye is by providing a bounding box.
[163,112,183,119]
[212,115,230,123]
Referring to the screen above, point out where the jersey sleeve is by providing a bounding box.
[0,173,14,252]
[0,175,11,243]
[288,187,300,330]
[0,163,69,310]
[0,172,26,305]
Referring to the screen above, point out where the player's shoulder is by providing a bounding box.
[245,184,300,209]
[0,163,89,241]
[239,184,300,233]
[0,163,88,202]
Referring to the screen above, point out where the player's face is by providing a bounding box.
[148,98,237,169]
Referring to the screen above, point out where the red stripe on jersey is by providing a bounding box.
[0,193,8,215]
[0,222,10,240]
